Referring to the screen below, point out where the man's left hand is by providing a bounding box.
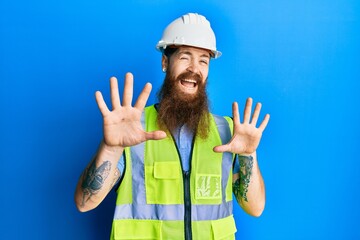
[213,98,270,155]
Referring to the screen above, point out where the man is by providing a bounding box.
[75,13,270,240]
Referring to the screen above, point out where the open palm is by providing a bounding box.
[213,98,270,155]
[95,73,166,147]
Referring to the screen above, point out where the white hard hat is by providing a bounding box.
[156,13,222,59]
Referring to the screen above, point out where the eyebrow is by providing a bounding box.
[177,50,211,59]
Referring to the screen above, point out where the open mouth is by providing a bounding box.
[180,79,197,89]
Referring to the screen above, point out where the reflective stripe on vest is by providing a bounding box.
[111,105,237,240]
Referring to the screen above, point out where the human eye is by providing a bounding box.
[200,59,209,65]
[179,54,190,60]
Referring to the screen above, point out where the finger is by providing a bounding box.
[243,97,253,123]
[232,102,240,123]
[110,77,121,110]
[213,144,231,153]
[250,102,262,126]
[134,82,152,110]
[122,72,134,106]
[144,130,167,140]
[258,114,270,131]
[95,91,110,116]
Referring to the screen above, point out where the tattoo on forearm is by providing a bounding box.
[80,160,111,207]
[233,155,253,202]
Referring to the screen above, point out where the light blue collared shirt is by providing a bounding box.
[172,125,193,172]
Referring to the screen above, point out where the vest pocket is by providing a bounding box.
[145,162,182,204]
[195,174,222,201]
[113,219,161,239]
[154,162,179,179]
[211,215,237,240]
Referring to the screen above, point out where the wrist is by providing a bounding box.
[237,153,254,157]
[101,140,124,154]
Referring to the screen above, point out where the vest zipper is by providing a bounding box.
[183,170,192,240]
[169,130,194,240]
[166,121,195,240]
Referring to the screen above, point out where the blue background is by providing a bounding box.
[1,0,359,239]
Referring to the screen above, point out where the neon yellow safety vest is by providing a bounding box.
[111,105,237,240]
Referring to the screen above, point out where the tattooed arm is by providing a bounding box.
[232,152,265,217]
[75,141,123,212]
[213,98,269,217]
[75,74,166,212]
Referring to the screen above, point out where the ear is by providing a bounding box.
[161,55,168,70]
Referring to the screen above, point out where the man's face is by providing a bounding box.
[157,46,212,138]
[162,46,211,96]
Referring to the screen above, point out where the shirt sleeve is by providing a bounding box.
[117,154,125,174]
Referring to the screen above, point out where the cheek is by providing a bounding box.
[201,69,209,82]
[171,67,187,79]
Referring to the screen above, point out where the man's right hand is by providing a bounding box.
[95,72,167,148]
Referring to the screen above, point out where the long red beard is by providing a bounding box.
[157,71,210,139]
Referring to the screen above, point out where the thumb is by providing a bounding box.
[144,130,167,141]
[213,144,231,153]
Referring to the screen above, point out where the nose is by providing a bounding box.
[186,60,200,74]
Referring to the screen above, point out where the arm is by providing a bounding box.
[214,98,270,216]
[74,73,166,212]
[74,141,123,212]
[233,152,265,217]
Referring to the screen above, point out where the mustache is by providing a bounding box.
[176,71,202,84]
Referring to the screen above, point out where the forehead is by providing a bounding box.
[175,46,211,58]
